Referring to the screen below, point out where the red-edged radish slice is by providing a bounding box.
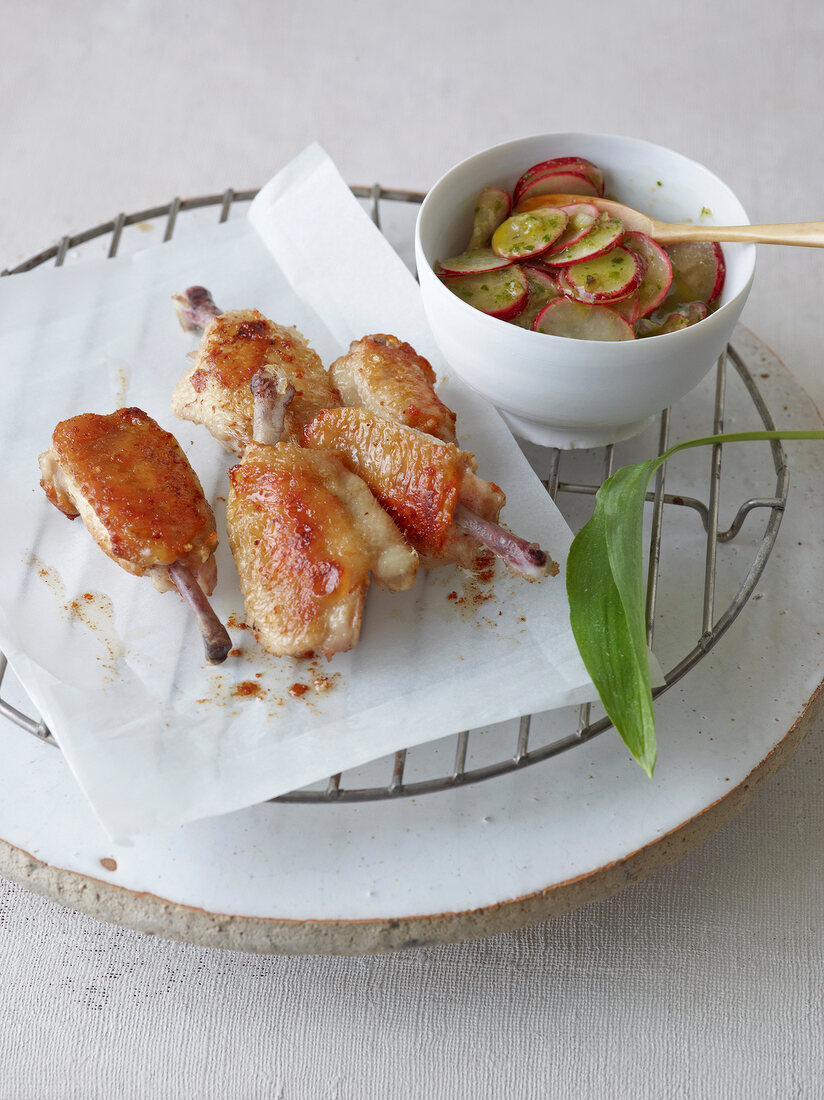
[607,291,641,325]
[520,265,561,293]
[514,157,604,203]
[542,214,624,266]
[533,298,635,341]
[621,231,673,317]
[542,203,600,256]
[681,301,709,322]
[512,265,561,329]
[467,187,512,249]
[658,302,709,331]
[636,301,709,338]
[644,314,690,336]
[550,157,604,194]
[514,193,596,214]
[443,265,529,320]
[516,170,600,204]
[559,246,644,303]
[491,208,569,261]
[663,241,725,306]
[436,248,513,276]
[707,245,726,305]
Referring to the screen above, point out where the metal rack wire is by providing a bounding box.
[0,187,788,803]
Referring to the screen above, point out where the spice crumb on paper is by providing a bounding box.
[28,554,124,678]
[233,681,264,698]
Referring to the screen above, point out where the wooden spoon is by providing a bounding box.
[515,193,824,247]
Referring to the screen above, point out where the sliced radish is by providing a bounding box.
[549,156,604,193]
[561,201,600,218]
[708,245,726,305]
[635,317,663,338]
[621,231,673,317]
[636,301,709,338]
[639,314,687,337]
[662,241,725,306]
[512,265,561,329]
[533,298,635,341]
[434,159,721,339]
[491,208,569,261]
[443,265,529,320]
[516,170,600,204]
[436,248,513,276]
[559,246,644,303]
[514,193,595,214]
[542,203,599,256]
[514,157,604,203]
[520,264,561,299]
[657,302,709,331]
[467,187,512,249]
[543,214,624,266]
[607,291,641,325]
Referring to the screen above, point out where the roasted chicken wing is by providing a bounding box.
[171,286,340,456]
[302,407,556,579]
[227,370,417,659]
[39,407,231,663]
[330,334,457,443]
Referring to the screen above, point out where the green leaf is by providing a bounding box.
[567,430,824,775]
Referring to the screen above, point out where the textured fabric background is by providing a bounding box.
[2,1,824,1096]
[1,733,821,1100]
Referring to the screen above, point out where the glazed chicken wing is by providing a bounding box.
[39,407,231,663]
[330,334,457,443]
[171,286,340,456]
[302,407,557,579]
[227,371,417,659]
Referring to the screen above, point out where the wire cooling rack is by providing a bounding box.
[0,187,788,803]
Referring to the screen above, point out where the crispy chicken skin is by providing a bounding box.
[171,309,340,455]
[39,407,219,594]
[227,441,418,659]
[302,406,505,571]
[330,334,457,443]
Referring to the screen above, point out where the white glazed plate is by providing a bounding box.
[1,329,821,954]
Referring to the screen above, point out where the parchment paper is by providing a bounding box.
[0,144,597,840]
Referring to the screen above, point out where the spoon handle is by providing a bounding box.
[653,221,824,247]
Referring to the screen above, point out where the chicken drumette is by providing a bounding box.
[226,370,418,659]
[39,407,231,663]
[171,286,340,456]
[302,406,557,579]
[330,334,457,443]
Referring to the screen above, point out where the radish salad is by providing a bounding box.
[435,156,725,342]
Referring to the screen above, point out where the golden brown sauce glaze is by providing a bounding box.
[228,458,368,631]
[302,407,470,556]
[203,313,280,391]
[49,408,216,566]
[195,311,340,445]
[344,334,457,442]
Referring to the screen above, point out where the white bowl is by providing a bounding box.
[415,133,756,448]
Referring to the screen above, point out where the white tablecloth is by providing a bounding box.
[2,1,823,1096]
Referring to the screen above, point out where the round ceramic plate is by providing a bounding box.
[1,327,822,954]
